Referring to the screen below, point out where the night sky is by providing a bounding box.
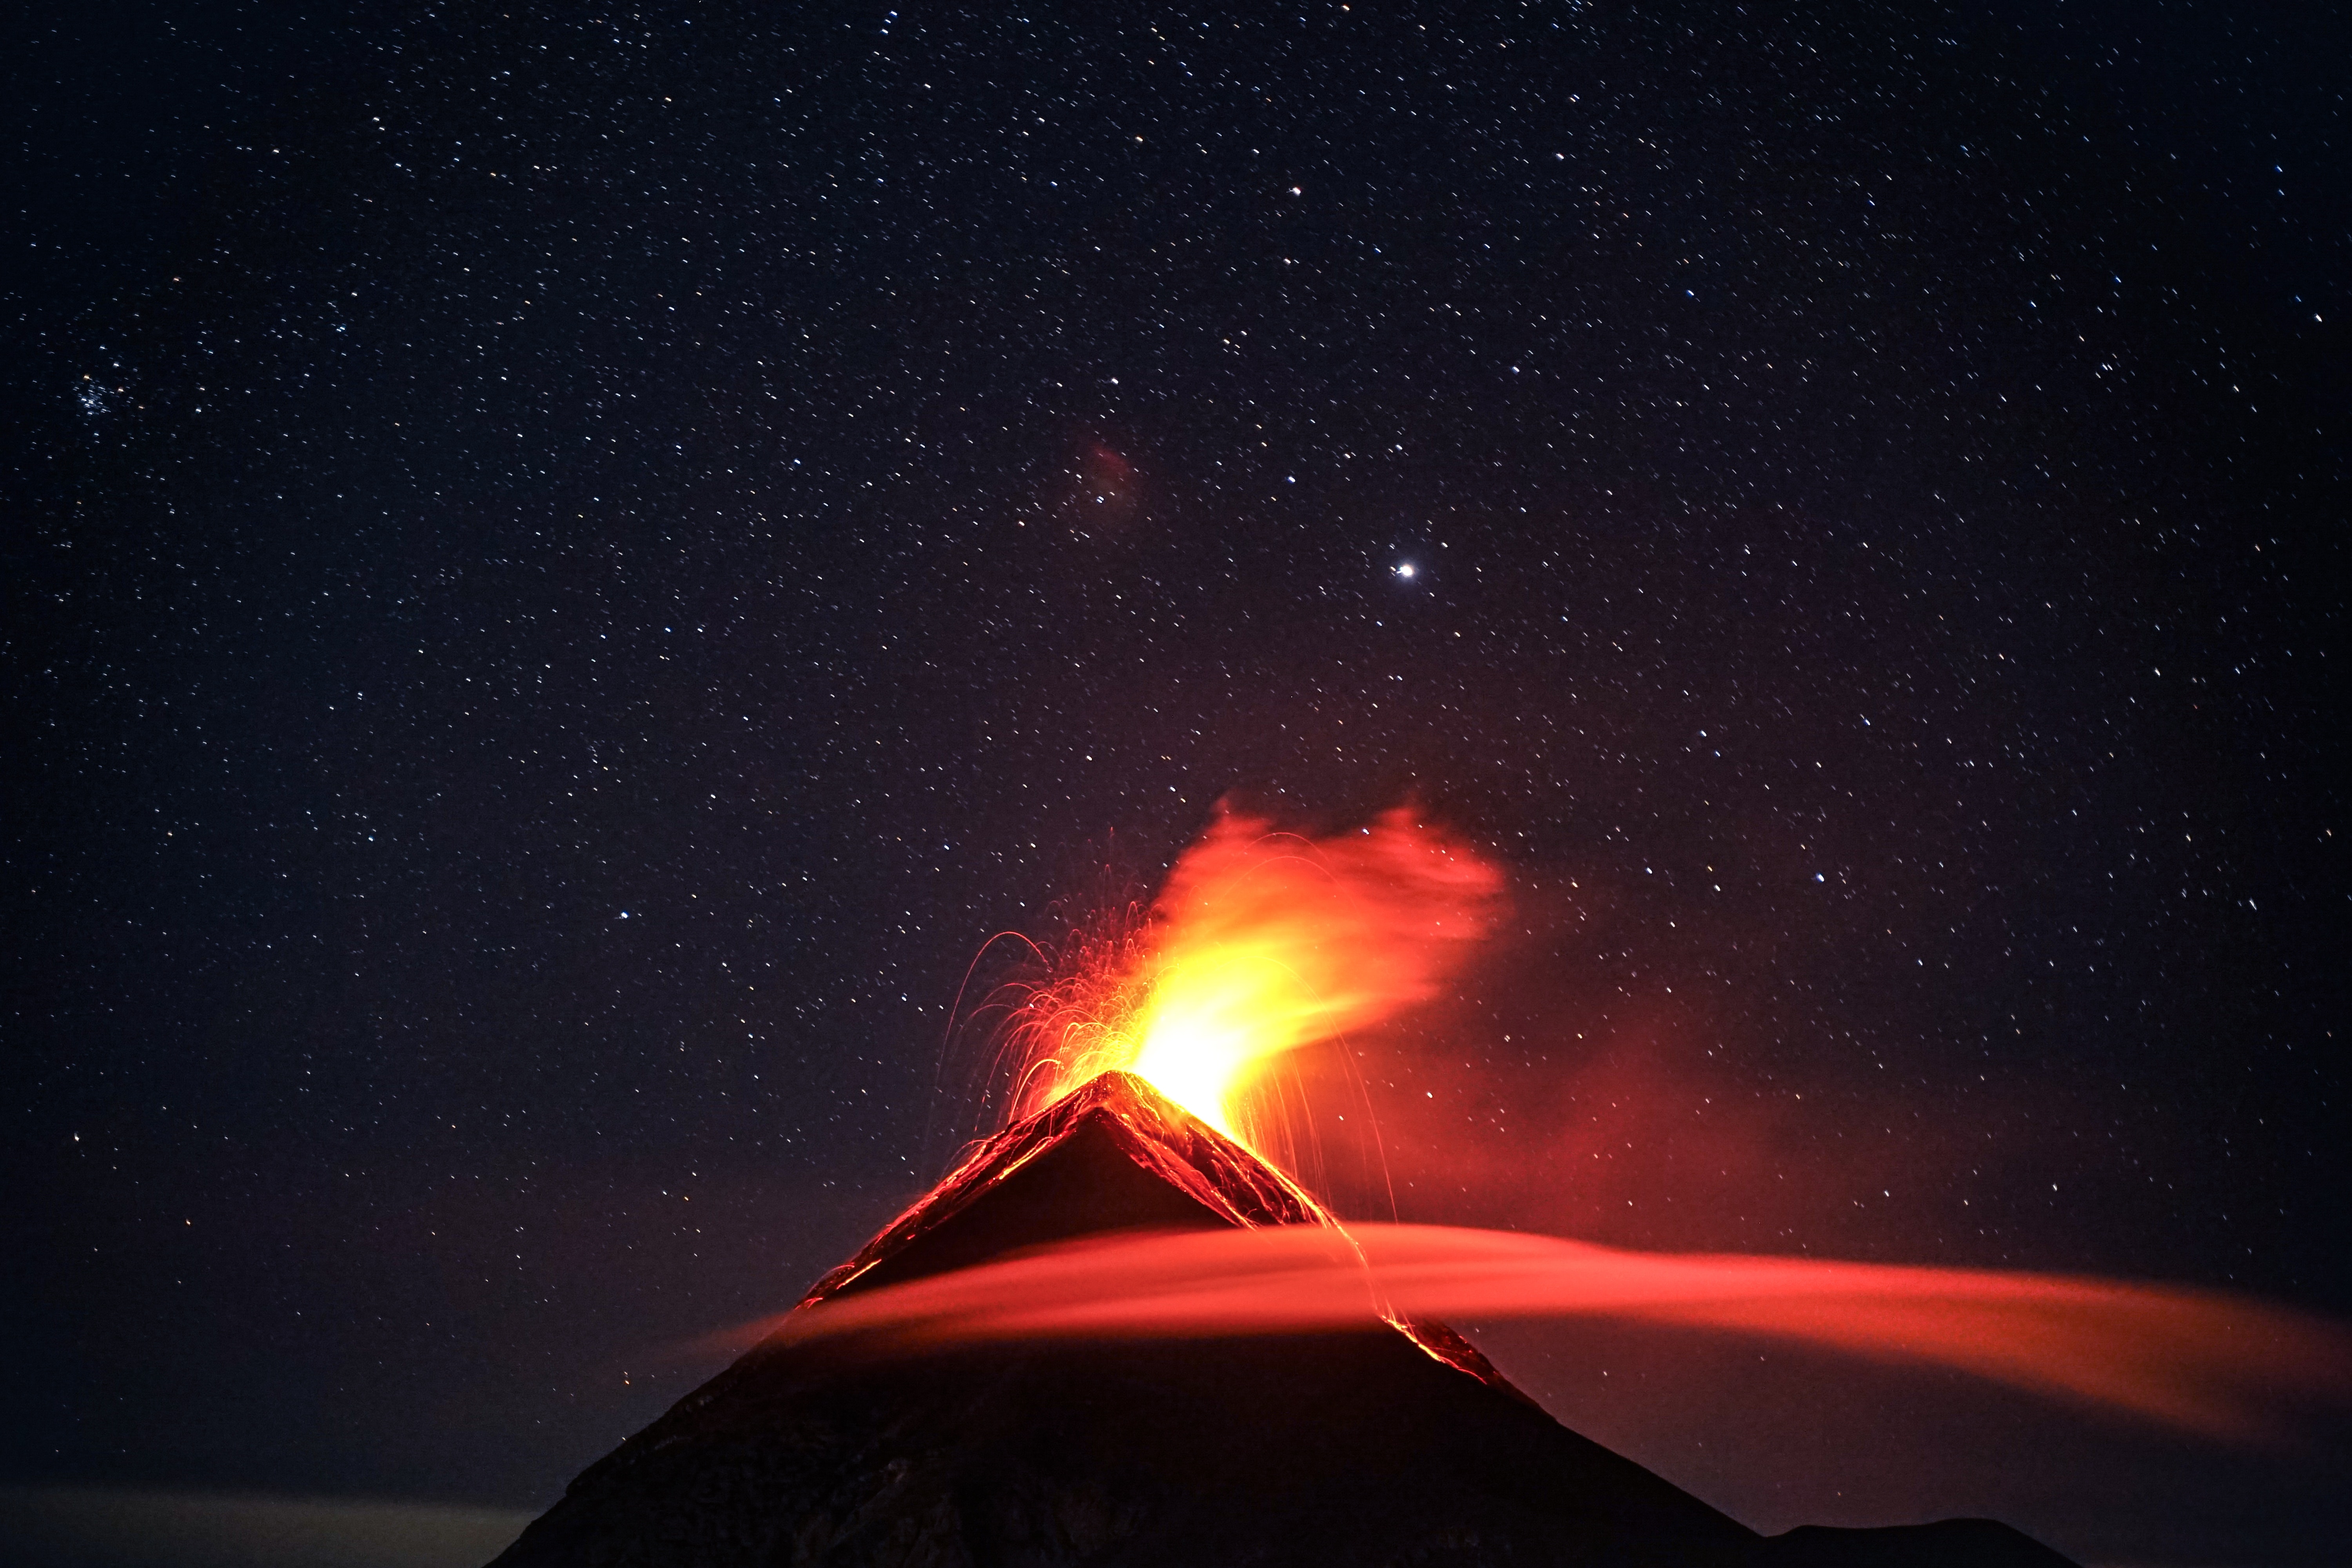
[7,3,2346,1564]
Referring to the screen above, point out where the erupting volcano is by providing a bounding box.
[493,1067,2078,1566]
[488,809,2334,1566]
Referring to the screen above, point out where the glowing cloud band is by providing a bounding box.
[719,1223,2352,1444]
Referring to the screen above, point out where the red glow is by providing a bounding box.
[720,1223,2352,1443]
[1005,807,1504,1148]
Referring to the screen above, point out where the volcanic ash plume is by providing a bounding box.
[1007,806,1504,1144]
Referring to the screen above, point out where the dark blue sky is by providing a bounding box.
[6,3,2344,1563]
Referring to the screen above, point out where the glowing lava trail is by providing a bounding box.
[1004,806,1503,1147]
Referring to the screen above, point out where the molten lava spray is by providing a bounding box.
[1008,806,1503,1145]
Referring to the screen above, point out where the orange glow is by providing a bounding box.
[715,1224,2352,1443]
[1007,808,1504,1144]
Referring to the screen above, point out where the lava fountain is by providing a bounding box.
[1000,804,1503,1155]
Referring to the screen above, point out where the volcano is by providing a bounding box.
[490,1073,2074,1566]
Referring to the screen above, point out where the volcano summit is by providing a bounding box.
[489,1073,2072,1567]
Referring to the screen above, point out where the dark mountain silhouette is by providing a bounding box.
[490,1072,2074,1567]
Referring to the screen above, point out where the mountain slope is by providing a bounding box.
[488,1073,2071,1568]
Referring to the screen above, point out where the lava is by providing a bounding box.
[1004,806,1503,1148]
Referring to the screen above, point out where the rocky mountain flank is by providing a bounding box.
[490,1073,2074,1568]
